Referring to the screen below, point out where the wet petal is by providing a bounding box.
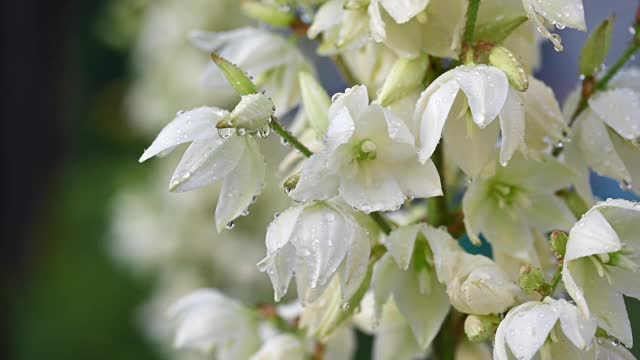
[499,88,526,165]
[589,89,640,141]
[455,65,509,129]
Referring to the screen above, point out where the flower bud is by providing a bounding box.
[489,46,529,92]
[518,265,549,295]
[210,53,258,96]
[217,94,275,131]
[579,16,614,77]
[377,53,430,107]
[549,231,568,259]
[464,314,500,342]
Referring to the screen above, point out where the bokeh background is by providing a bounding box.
[2,0,639,359]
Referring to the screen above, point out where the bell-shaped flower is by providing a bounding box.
[289,85,442,213]
[169,289,261,359]
[520,0,586,51]
[414,65,525,177]
[191,27,313,115]
[445,252,520,315]
[139,107,265,232]
[463,155,576,261]
[257,202,370,305]
[565,68,640,195]
[372,224,457,350]
[494,297,596,360]
[249,334,306,360]
[562,198,640,347]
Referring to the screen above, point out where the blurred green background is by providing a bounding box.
[2,0,639,359]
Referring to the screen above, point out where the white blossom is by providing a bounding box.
[169,289,260,358]
[257,202,370,304]
[565,68,640,195]
[562,198,640,347]
[139,107,265,232]
[290,85,442,213]
[249,334,306,360]
[463,155,575,260]
[520,0,586,51]
[414,64,525,176]
[493,297,596,360]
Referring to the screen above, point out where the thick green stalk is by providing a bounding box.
[269,117,313,157]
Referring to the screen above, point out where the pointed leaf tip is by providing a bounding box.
[210,53,258,96]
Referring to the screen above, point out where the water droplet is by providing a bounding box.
[236,128,246,136]
[331,92,343,102]
[241,209,250,216]
[280,137,289,145]
[218,128,232,139]
[225,221,235,229]
[629,26,637,35]
[620,180,633,191]
[340,302,351,311]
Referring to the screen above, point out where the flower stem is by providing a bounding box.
[461,0,482,60]
[427,144,449,227]
[269,116,313,157]
[369,211,393,235]
[546,265,564,297]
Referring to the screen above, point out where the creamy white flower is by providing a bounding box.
[250,334,306,360]
[139,107,265,232]
[562,199,640,347]
[493,297,596,360]
[415,64,525,176]
[446,253,520,315]
[257,202,370,304]
[169,289,260,358]
[373,224,457,349]
[520,0,586,51]
[191,27,313,116]
[463,155,576,260]
[290,85,442,213]
[565,68,640,195]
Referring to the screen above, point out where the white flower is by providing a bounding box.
[520,0,586,51]
[169,289,260,358]
[257,202,370,304]
[139,107,265,232]
[446,253,520,315]
[463,155,576,260]
[562,199,640,346]
[372,224,456,349]
[250,334,306,360]
[290,85,442,213]
[493,297,596,360]
[414,65,525,177]
[565,68,640,195]
[191,27,313,116]
[217,93,274,131]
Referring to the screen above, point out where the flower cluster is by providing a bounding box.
[134,0,640,359]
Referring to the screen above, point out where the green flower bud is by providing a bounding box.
[550,231,569,259]
[217,94,274,131]
[580,16,615,77]
[241,1,295,28]
[377,53,430,107]
[210,53,258,96]
[283,172,300,194]
[299,71,330,137]
[464,314,500,342]
[518,265,549,295]
[489,46,529,92]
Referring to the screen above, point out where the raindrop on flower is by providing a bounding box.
[225,221,235,229]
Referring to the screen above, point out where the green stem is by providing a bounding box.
[547,265,563,297]
[269,116,313,157]
[462,0,481,55]
[369,211,393,235]
[433,312,456,360]
[427,145,449,227]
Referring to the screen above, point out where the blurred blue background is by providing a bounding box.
[2,0,638,359]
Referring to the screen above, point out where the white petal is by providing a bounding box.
[324,327,356,360]
[372,316,423,360]
[386,224,422,270]
[592,199,640,247]
[326,105,357,151]
[454,65,509,128]
[339,224,371,300]
[289,149,342,202]
[529,0,586,31]
[372,254,403,316]
[589,89,640,141]
[250,334,305,360]
[421,225,461,282]
[576,111,631,184]
[525,192,575,232]
[609,133,640,194]
[609,68,640,93]
[308,0,343,38]
[169,136,245,192]
[380,0,430,23]
[524,77,568,144]
[414,73,460,162]
[393,159,443,199]
[497,154,575,192]
[329,85,370,122]
[596,336,637,360]
[504,302,559,360]
[139,107,226,162]
[339,161,406,213]
[551,298,596,350]
[565,209,622,261]
[499,89,526,165]
[381,106,416,146]
[368,0,387,41]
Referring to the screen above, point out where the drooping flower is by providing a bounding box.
[257,202,370,304]
[562,198,640,346]
[139,107,266,232]
[414,64,525,177]
[493,297,596,360]
[463,155,576,261]
[191,27,313,115]
[564,68,640,196]
[169,289,260,358]
[372,224,456,350]
[290,85,442,213]
[520,0,586,51]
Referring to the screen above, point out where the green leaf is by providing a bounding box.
[241,1,295,28]
[210,53,258,96]
[474,15,528,44]
[298,72,330,136]
[580,16,615,77]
